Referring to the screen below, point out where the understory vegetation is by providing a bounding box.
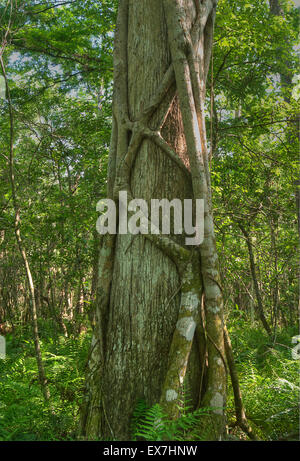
[0,318,298,441]
[0,0,299,442]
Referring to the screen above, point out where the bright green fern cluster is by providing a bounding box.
[131,399,212,441]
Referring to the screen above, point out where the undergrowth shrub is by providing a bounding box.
[227,320,299,440]
[0,325,91,441]
[131,399,212,441]
[0,319,298,441]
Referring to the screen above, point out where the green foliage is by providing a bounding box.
[0,321,298,441]
[211,0,299,332]
[0,328,91,441]
[227,320,299,440]
[0,0,115,332]
[0,0,299,443]
[131,400,212,442]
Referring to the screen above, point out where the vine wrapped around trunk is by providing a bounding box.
[81,0,230,441]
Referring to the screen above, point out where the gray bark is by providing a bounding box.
[81,0,227,441]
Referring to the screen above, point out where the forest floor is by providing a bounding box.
[0,320,299,441]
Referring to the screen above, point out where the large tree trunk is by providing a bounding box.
[81,0,227,441]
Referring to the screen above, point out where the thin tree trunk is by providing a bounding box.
[223,327,258,440]
[239,224,272,337]
[0,52,50,402]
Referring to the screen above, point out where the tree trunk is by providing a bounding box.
[81,0,226,441]
[238,224,272,337]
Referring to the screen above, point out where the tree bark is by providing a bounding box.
[81,0,227,441]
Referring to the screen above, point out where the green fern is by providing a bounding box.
[131,399,212,441]
[131,399,148,439]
